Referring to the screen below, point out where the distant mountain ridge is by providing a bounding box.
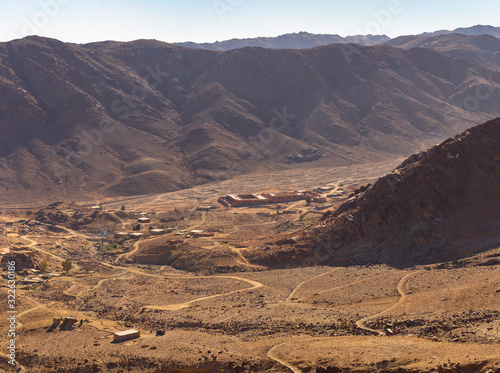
[174,25,500,51]
[385,33,500,71]
[420,25,500,38]
[174,31,390,50]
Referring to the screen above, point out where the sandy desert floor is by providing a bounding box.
[1,161,499,372]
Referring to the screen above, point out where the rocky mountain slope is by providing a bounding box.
[386,33,500,71]
[174,31,390,51]
[1,36,500,204]
[420,25,500,38]
[249,117,500,267]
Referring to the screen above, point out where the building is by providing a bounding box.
[113,329,140,342]
[218,190,320,207]
[190,230,214,237]
[62,317,78,325]
[128,232,144,239]
[196,205,217,211]
[149,228,166,236]
[262,191,307,203]
[114,232,128,239]
[219,194,268,207]
[137,217,151,223]
[313,196,327,203]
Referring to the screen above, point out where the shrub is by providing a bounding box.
[62,259,72,273]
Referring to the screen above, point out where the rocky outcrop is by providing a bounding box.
[250,118,500,267]
[35,202,99,229]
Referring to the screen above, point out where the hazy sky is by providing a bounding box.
[1,0,499,44]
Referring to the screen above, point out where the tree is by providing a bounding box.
[62,259,72,273]
[39,260,48,273]
[306,195,312,204]
[133,224,141,231]
[121,205,126,212]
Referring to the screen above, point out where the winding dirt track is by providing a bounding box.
[286,268,341,301]
[142,275,264,311]
[115,237,144,263]
[268,270,423,372]
[20,229,84,270]
[313,274,386,297]
[16,297,44,329]
[20,235,64,264]
[229,244,266,270]
[355,270,422,335]
[267,342,302,373]
[85,260,266,311]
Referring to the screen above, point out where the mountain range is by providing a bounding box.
[174,32,390,51]
[1,27,500,204]
[174,25,500,51]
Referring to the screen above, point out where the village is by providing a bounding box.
[0,182,352,337]
[1,165,499,372]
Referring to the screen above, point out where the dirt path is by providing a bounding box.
[115,237,145,263]
[143,275,264,311]
[229,244,266,270]
[286,268,341,301]
[19,234,82,271]
[94,260,266,310]
[16,297,44,329]
[313,274,386,297]
[356,270,422,335]
[267,342,302,373]
[186,211,207,231]
[269,271,423,372]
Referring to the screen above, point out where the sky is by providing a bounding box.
[1,0,500,44]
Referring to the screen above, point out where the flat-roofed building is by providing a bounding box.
[225,193,268,207]
[128,232,144,239]
[190,230,214,237]
[113,329,140,342]
[149,228,166,236]
[262,191,306,203]
[218,190,325,208]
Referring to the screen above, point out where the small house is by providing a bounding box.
[113,329,140,342]
[128,232,144,239]
[62,316,78,325]
[114,232,128,239]
[150,228,166,236]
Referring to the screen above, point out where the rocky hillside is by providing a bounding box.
[386,33,500,71]
[249,118,500,267]
[1,36,500,205]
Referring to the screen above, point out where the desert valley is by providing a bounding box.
[1,23,500,373]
